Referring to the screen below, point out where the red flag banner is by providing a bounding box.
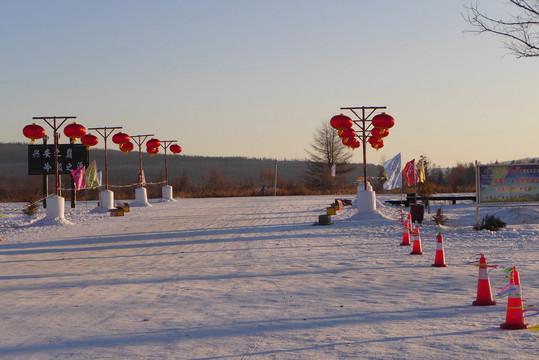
[403,159,418,186]
[71,166,86,190]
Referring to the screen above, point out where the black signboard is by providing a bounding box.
[28,144,89,175]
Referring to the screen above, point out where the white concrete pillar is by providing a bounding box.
[135,187,151,206]
[162,185,174,201]
[46,195,65,219]
[356,182,377,213]
[99,190,115,211]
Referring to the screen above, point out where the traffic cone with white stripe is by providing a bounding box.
[431,230,448,267]
[472,254,497,306]
[410,225,423,255]
[500,267,530,330]
[400,220,411,246]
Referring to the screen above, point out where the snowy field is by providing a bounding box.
[1,194,538,359]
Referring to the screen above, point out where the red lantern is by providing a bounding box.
[120,141,134,154]
[170,144,182,154]
[81,133,99,149]
[370,127,389,138]
[63,122,86,144]
[372,141,384,150]
[23,123,46,144]
[372,112,395,130]
[146,138,161,149]
[338,128,356,140]
[368,136,383,146]
[147,146,159,157]
[368,136,384,150]
[330,114,353,132]
[349,138,361,149]
[112,132,130,145]
[342,137,361,149]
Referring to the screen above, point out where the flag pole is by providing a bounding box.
[400,172,404,205]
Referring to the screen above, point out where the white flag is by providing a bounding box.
[383,153,402,190]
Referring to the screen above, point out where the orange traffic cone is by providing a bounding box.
[410,225,423,255]
[472,254,497,306]
[500,267,530,330]
[400,220,411,246]
[431,230,448,267]
[407,213,412,232]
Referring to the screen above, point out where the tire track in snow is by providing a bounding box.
[238,205,295,359]
[239,278,291,360]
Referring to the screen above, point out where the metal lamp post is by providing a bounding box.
[159,140,178,185]
[339,106,387,190]
[87,126,123,191]
[159,140,178,201]
[32,116,76,195]
[130,134,154,187]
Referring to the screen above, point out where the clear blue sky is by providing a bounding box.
[1,0,537,167]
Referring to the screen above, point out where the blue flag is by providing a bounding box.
[383,153,402,190]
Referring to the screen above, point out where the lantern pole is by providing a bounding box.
[33,116,76,195]
[159,140,177,185]
[130,134,154,187]
[42,135,49,207]
[274,160,278,196]
[88,126,123,191]
[339,106,386,190]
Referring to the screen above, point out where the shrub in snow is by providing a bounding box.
[22,197,40,216]
[432,207,448,226]
[474,215,506,231]
[23,203,40,216]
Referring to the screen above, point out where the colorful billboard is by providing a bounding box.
[478,164,539,204]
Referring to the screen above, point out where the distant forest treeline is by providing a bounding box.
[0,142,380,201]
[1,143,536,202]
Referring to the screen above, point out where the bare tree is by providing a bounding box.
[447,162,476,192]
[464,1,539,58]
[304,121,356,190]
[417,155,436,212]
[259,168,275,194]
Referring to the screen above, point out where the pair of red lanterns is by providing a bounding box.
[146,138,161,157]
[23,122,99,149]
[111,132,134,154]
[330,112,395,150]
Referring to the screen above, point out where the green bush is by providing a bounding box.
[23,202,40,216]
[474,215,506,231]
[432,207,448,226]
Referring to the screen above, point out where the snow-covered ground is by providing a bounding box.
[1,194,538,359]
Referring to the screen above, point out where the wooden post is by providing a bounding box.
[130,134,154,187]
[42,136,48,208]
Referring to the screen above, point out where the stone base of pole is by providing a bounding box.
[135,187,151,206]
[356,182,377,213]
[162,185,175,201]
[46,195,65,219]
[99,190,115,211]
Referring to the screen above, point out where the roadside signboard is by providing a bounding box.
[28,144,89,176]
[478,164,539,204]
